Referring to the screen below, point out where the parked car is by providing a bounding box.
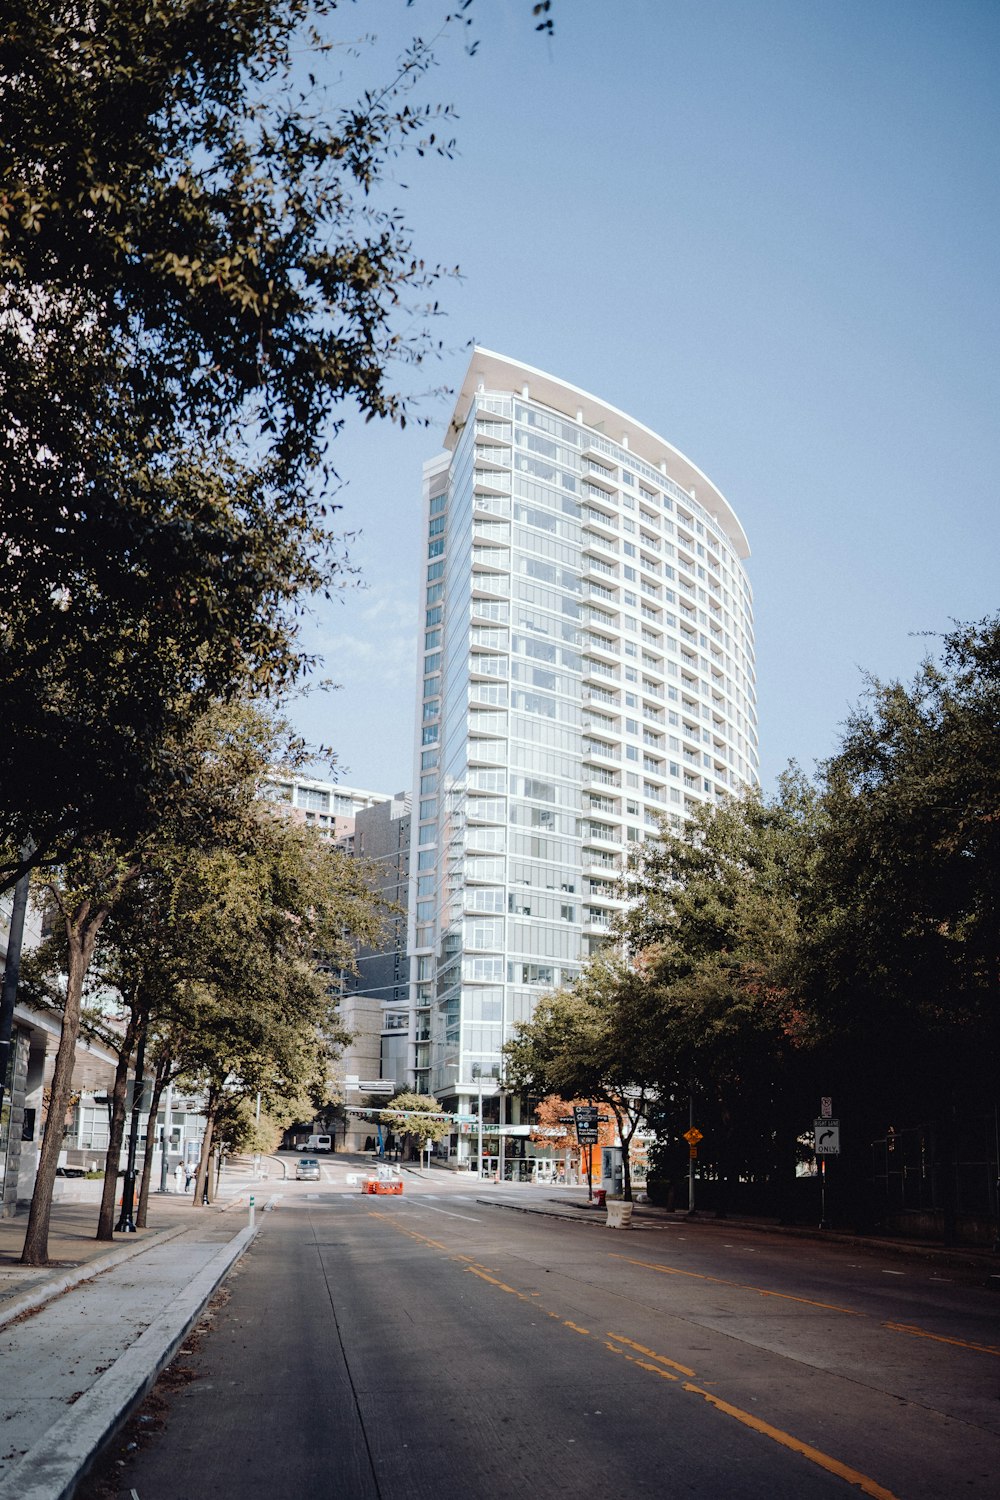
[295,1158,321,1181]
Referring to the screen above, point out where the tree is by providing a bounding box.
[83,878,195,1238]
[18,698,380,1259]
[618,780,822,1215]
[20,841,141,1263]
[0,0,481,886]
[171,806,384,1205]
[802,615,1000,1223]
[530,1094,615,1191]
[382,1092,450,1160]
[505,958,660,1202]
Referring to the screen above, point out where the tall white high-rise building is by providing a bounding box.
[407,350,757,1166]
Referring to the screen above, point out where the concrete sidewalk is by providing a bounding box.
[0,1176,270,1500]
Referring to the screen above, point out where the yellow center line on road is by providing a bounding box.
[682,1382,900,1500]
[883,1322,1000,1357]
[612,1252,1000,1359]
[464,1264,536,1303]
[606,1333,696,1377]
[611,1252,865,1316]
[605,1340,679,1382]
[371,1212,900,1499]
[368,1212,448,1252]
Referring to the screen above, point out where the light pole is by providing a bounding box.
[0,858,31,1129]
[116,1028,146,1233]
[158,1082,173,1194]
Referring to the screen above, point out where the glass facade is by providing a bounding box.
[407,351,758,1148]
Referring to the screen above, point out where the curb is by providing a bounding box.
[0,1220,262,1500]
[476,1198,621,1229]
[0,1222,197,1331]
[478,1197,1000,1271]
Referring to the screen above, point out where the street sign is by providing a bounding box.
[814,1119,841,1155]
[688,1146,698,1159]
[683,1127,703,1145]
[573,1104,600,1145]
[821,1097,833,1118]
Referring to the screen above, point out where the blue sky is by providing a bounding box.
[292,0,1000,796]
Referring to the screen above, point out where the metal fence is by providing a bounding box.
[871,1111,1000,1227]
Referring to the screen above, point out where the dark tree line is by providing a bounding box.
[509,617,1000,1236]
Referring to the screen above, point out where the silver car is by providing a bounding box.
[295,1157,321,1181]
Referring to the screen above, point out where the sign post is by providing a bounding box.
[568,1105,606,1200]
[814,1109,840,1228]
[683,1094,702,1215]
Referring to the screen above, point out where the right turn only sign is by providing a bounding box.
[814,1119,841,1155]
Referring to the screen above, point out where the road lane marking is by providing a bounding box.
[606,1334,696,1377]
[372,1213,901,1499]
[681,1382,900,1500]
[605,1339,897,1496]
[611,1254,865,1316]
[368,1214,448,1251]
[883,1322,1000,1357]
[402,1201,483,1222]
[605,1341,678,1381]
[612,1252,998,1361]
[464,1265,535,1302]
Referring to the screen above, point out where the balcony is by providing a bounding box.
[473,469,511,494]
[471,571,509,599]
[583,555,618,580]
[583,767,620,788]
[582,658,619,683]
[473,495,511,520]
[582,848,620,871]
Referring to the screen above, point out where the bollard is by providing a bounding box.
[249,1193,255,1229]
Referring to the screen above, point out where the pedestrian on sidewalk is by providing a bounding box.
[173,1161,185,1194]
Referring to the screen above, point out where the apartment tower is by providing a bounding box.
[408,350,757,1165]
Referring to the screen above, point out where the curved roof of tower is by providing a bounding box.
[448,347,750,559]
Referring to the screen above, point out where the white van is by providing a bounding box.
[300,1134,332,1152]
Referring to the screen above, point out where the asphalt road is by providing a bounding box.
[95,1164,1000,1500]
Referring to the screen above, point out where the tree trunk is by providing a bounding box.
[96,1010,139,1241]
[21,912,103,1265]
[136,1063,170,1228]
[622,1119,638,1203]
[610,1102,633,1201]
[193,1108,216,1207]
